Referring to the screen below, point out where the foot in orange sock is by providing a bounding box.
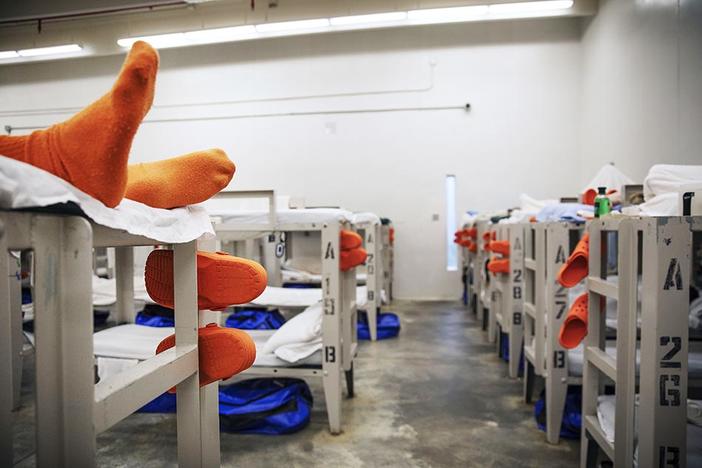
[559,293,588,349]
[125,149,235,209]
[340,230,363,250]
[487,257,509,274]
[340,247,367,271]
[156,323,256,390]
[557,232,590,288]
[145,250,267,310]
[0,42,158,208]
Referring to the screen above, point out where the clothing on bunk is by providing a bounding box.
[535,203,593,223]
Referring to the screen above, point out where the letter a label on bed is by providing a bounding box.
[325,242,335,260]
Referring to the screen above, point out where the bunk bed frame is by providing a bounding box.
[0,211,219,468]
[493,223,525,379]
[210,190,357,435]
[353,216,383,341]
[581,216,700,467]
[474,219,492,334]
[381,222,394,302]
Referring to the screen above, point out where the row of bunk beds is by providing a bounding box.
[458,164,702,467]
[0,166,396,465]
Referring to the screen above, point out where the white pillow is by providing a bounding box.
[261,302,323,355]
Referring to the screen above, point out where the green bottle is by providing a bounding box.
[594,186,611,218]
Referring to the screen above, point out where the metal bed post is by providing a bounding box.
[637,217,695,467]
[321,221,343,434]
[9,252,23,411]
[492,225,507,355]
[0,228,17,466]
[523,223,546,403]
[362,221,380,341]
[507,223,524,379]
[544,222,574,444]
[33,215,96,466]
[115,246,135,323]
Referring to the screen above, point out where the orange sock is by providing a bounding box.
[340,230,363,250]
[487,257,509,274]
[557,232,590,288]
[145,250,267,310]
[559,293,588,349]
[0,42,158,208]
[340,247,367,271]
[156,323,256,391]
[125,149,235,209]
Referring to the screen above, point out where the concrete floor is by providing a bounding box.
[13,301,579,467]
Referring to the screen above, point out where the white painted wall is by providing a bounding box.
[0,19,583,299]
[579,0,702,184]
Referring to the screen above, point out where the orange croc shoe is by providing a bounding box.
[467,227,477,239]
[487,257,510,274]
[468,241,477,253]
[488,240,510,257]
[145,249,267,310]
[341,230,363,250]
[557,233,590,288]
[559,293,588,349]
[156,323,256,391]
[340,247,367,271]
[389,227,395,244]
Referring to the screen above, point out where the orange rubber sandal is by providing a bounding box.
[341,230,363,250]
[340,247,367,271]
[488,240,510,257]
[557,232,590,288]
[487,257,510,275]
[156,323,256,391]
[559,293,588,349]
[145,249,267,310]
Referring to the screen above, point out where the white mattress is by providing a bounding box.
[351,212,381,225]
[281,267,367,284]
[567,345,702,378]
[251,285,368,309]
[93,325,322,381]
[92,274,153,306]
[0,156,214,243]
[596,395,702,465]
[211,207,354,226]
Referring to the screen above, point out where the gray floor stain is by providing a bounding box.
[12,301,579,467]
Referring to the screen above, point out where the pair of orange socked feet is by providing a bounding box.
[0,41,369,388]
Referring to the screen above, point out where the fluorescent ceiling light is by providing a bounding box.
[117,33,188,49]
[489,0,574,14]
[0,50,20,59]
[330,12,407,26]
[17,44,82,57]
[184,25,257,44]
[255,18,330,33]
[408,6,489,23]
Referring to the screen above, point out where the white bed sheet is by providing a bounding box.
[0,156,214,244]
[281,266,367,284]
[596,395,702,465]
[211,207,354,226]
[568,345,702,378]
[251,285,368,309]
[93,324,322,381]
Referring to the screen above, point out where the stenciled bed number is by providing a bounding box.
[367,253,374,275]
[513,269,522,300]
[324,297,335,315]
[658,336,683,467]
[324,346,336,363]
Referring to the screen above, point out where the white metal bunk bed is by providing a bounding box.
[0,211,219,468]
[492,223,525,379]
[474,219,492,334]
[380,221,394,302]
[522,221,588,444]
[581,216,702,467]
[209,190,359,435]
[352,213,383,341]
